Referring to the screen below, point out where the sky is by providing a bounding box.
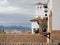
[0,0,48,27]
[0,0,60,30]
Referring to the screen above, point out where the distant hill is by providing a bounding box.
[0,26,31,30]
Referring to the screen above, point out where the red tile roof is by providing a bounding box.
[51,30,60,41]
[0,34,47,43]
[0,30,60,42]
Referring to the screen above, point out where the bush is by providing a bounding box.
[0,30,5,34]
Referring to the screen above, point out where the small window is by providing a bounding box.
[40,6,42,9]
[43,5,48,8]
[33,28,39,34]
[45,14,47,16]
[45,10,48,12]
[37,6,39,9]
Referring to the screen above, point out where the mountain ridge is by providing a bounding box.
[0,25,31,30]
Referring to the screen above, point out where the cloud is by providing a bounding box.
[0,0,48,14]
[0,0,20,14]
[0,13,33,25]
[0,0,35,14]
[0,0,8,5]
[0,6,20,13]
[0,0,47,26]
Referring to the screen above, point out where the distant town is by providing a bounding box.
[0,25,31,34]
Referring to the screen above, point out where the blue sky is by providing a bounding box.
[0,0,48,27]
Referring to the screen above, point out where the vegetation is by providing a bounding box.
[0,30,5,34]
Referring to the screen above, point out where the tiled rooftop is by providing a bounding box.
[0,30,60,43]
[51,30,60,41]
[0,34,47,43]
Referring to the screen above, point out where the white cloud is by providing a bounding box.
[0,0,8,6]
[0,0,35,14]
[0,6,20,12]
[0,0,20,13]
[0,0,48,27]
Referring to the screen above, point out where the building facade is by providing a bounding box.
[31,0,52,35]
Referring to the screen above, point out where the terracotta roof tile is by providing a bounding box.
[51,30,60,41]
[0,34,47,43]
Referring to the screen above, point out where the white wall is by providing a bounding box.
[35,5,48,19]
[52,0,60,30]
[31,22,39,34]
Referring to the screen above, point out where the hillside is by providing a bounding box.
[0,26,31,30]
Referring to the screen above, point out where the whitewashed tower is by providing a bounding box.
[30,0,52,43]
[31,2,49,34]
[31,0,52,34]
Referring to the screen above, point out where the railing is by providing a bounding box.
[0,42,60,45]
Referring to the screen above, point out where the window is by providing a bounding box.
[37,6,39,9]
[45,14,47,16]
[45,10,48,12]
[40,6,42,9]
[37,6,42,9]
[43,5,48,8]
[33,28,39,34]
